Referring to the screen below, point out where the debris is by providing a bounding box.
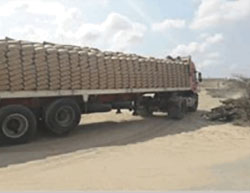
[205,97,250,122]
[204,76,250,123]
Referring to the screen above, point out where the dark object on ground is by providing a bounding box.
[205,98,250,122]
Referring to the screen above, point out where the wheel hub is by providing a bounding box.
[2,114,29,138]
[55,106,75,127]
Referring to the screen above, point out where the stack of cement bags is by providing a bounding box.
[79,51,89,89]
[105,55,115,89]
[0,41,9,91]
[0,38,191,92]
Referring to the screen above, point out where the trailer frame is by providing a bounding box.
[0,87,191,101]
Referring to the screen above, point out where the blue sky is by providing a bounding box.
[0,0,250,78]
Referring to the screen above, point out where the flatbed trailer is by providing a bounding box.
[0,87,191,99]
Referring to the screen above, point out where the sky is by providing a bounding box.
[0,0,249,78]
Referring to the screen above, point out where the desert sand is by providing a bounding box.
[0,85,250,191]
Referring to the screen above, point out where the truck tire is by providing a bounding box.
[135,96,153,117]
[168,99,187,120]
[188,93,199,112]
[44,98,81,136]
[137,106,153,117]
[0,105,37,145]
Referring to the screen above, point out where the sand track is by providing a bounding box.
[1,89,250,191]
[0,109,208,168]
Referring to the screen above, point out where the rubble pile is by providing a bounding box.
[0,37,191,91]
[205,97,250,123]
[205,77,250,123]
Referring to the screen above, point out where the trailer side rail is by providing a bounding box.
[0,87,191,100]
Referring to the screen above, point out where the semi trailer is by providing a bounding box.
[0,38,202,144]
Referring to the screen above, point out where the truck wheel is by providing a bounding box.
[44,98,81,136]
[135,96,153,117]
[168,99,187,120]
[188,93,199,112]
[0,105,37,145]
[137,106,153,117]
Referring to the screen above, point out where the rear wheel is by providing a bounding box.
[0,105,37,145]
[44,98,81,136]
[168,98,187,120]
[137,106,153,117]
[135,97,153,117]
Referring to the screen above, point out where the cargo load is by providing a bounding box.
[0,38,191,92]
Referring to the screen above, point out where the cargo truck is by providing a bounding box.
[0,38,202,144]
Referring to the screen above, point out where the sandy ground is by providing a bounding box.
[1,88,250,191]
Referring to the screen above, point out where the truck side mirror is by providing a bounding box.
[198,72,202,82]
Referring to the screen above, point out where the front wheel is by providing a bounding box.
[0,105,37,145]
[44,98,81,136]
[188,93,199,112]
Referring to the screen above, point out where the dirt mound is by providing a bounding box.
[204,98,250,123]
[205,77,250,123]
